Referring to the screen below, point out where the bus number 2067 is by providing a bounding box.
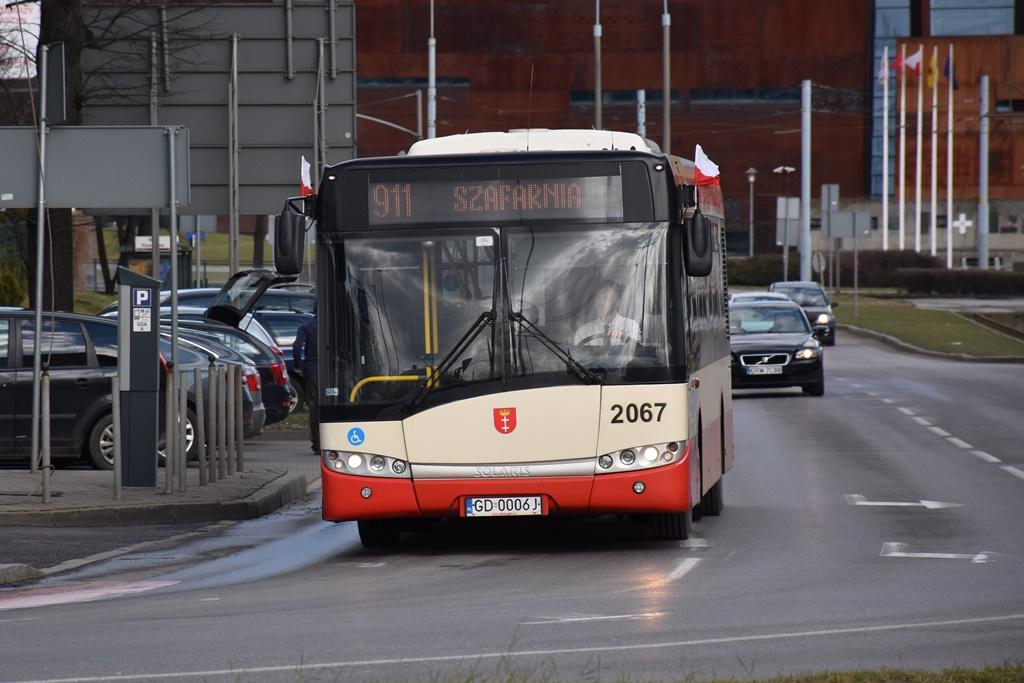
[610,402,666,424]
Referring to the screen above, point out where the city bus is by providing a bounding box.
[273,129,733,547]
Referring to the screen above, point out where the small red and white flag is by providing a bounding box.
[694,145,720,187]
[300,156,315,197]
[903,47,923,77]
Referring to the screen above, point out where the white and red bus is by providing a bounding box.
[274,130,733,547]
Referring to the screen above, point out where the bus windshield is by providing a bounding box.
[320,222,676,416]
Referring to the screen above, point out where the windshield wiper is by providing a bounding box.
[509,312,602,385]
[405,310,496,413]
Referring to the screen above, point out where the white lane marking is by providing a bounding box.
[912,417,932,426]
[0,617,39,624]
[11,613,1024,683]
[971,450,1001,463]
[199,597,220,602]
[880,542,990,563]
[897,407,916,416]
[867,391,879,397]
[851,383,863,389]
[947,437,973,449]
[845,494,961,510]
[661,557,702,584]
[881,398,895,404]
[522,612,665,626]
[1000,465,1024,481]
[0,580,179,612]
[40,521,236,577]
[679,537,712,550]
[928,426,952,437]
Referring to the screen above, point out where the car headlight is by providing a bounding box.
[795,348,819,360]
[816,314,831,325]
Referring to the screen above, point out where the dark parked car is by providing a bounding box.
[0,311,263,470]
[729,300,824,396]
[768,280,838,346]
[253,310,314,410]
[175,320,294,424]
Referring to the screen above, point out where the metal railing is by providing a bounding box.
[103,362,245,499]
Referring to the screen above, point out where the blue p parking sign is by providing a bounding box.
[133,288,151,307]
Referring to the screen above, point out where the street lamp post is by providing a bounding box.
[746,167,757,258]
[773,165,797,280]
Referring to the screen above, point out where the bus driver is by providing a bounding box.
[573,281,641,347]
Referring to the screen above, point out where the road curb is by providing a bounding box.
[838,323,1024,363]
[0,563,45,586]
[0,471,310,527]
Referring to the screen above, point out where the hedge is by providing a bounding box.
[893,268,1024,295]
[727,250,943,287]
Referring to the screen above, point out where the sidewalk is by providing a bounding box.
[0,466,308,527]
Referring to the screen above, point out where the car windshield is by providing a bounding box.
[774,286,828,306]
[730,306,810,335]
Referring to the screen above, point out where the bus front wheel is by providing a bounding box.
[647,510,691,541]
[358,519,401,548]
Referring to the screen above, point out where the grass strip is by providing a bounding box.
[833,295,1024,358]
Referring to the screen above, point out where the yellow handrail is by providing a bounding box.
[348,374,426,402]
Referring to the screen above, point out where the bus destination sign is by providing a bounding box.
[367,175,623,226]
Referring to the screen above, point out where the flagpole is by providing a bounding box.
[930,45,938,257]
[946,44,954,269]
[915,43,923,253]
[882,45,890,251]
[898,44,907,251]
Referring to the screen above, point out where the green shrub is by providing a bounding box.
[894,268,1024,295]
[728,250,942,288]
[0,263,26,306]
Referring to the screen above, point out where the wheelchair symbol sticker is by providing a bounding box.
[347,427,366,446]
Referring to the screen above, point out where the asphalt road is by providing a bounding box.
[1,333,1022,683]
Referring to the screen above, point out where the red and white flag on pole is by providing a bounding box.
[694,145,720,186]
[300,156,315,196]
[903,47,923,77]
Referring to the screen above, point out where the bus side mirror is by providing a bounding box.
[677,184,697,217]
[683,209,714,278]
[274,203,305,276]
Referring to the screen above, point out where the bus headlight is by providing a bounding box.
[596,441,687,474]
[346,453,364,469]
[392,460,407,475]
[369,456,386,472]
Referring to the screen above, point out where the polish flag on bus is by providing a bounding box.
[300,156,315,196]
[694,145,720,186]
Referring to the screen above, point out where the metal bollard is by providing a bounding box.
[226,365,236,476]
[41,369,51,504]
[112,376,122,500]
[235,365,244,473]
[195,367,207,486]
[207,360,218,483]
[217,366,227,480]
[178,369,188,492]
[164,364,175,494]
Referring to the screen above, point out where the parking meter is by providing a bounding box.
[116,267,160,486]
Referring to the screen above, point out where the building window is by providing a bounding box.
[931,0,1015,36]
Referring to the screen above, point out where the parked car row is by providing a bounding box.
[1,271,315,470]
[728,280,835,397]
